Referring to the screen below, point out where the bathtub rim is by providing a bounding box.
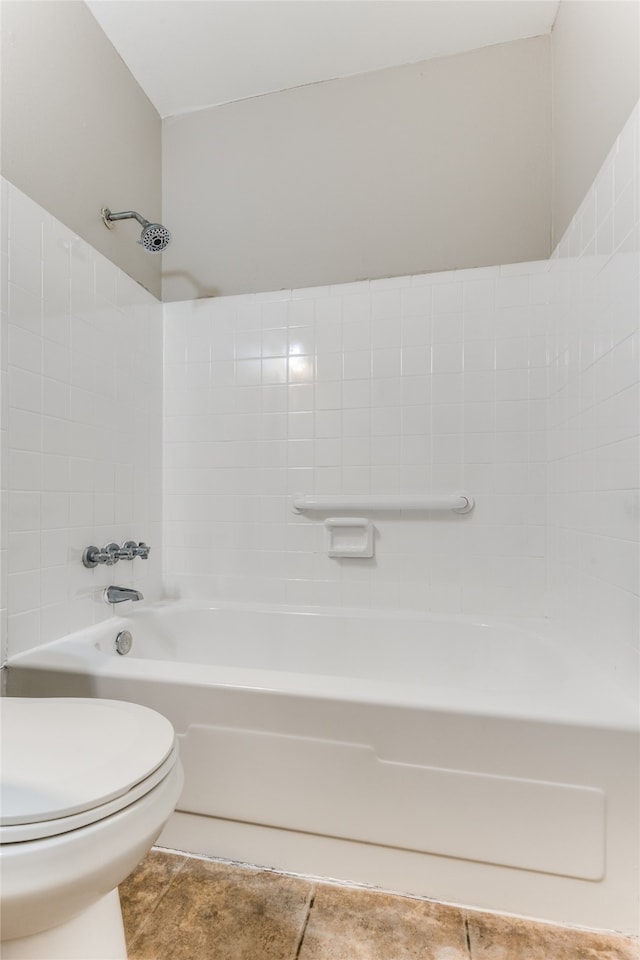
[7,599,638,733]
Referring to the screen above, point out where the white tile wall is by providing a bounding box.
[1,179,8,673]
[1,180,164,662]
[163,262,550,616]
[162,100,639,663]
[2,100,637,677]
[547,102,639,680]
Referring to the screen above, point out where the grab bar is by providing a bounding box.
[292,492,474,514]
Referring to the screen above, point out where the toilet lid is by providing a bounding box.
[0,698,177,835]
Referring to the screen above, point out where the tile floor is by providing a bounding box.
[120,848,639,960]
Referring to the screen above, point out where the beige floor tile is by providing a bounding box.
[127,857,314,960]
[120,849,188,947]
[467,910,639,960]
[297,882,469,959]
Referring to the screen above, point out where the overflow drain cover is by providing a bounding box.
[115,630,133,656]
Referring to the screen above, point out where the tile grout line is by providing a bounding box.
[292,884,317,960]
[138,851,640,957]
[464,913,473,959]
[127,854,190,952]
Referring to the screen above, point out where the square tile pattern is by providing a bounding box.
[120,850,638,960]
[2,99,638,670]
[161,102,640,645]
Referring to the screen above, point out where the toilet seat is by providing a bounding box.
[0,698,178,844]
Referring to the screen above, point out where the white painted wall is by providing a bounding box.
[87,0,560,117]
[4,1,637,308]
[162,36,551,300]
[551,0,640,246]
[1,180,164,664]
[0,1,163,299]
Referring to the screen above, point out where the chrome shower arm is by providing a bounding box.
[102,208,150,228]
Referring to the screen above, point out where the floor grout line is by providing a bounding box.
[293,884,316,960]
[127,853,190,951]
[464,913,473,959]
[123,850,640,960]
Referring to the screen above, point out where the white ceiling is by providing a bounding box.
[87,0,560,118]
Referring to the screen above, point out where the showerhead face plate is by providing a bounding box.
[140,223,171,253]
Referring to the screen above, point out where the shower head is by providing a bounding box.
[101,207,171,253]
[139,220,171,253]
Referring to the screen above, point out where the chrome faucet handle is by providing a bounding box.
[135,542,150,559]
[82,545,119,568]
[82,545,103,568]
[116,541,138,560]
[82,541,150,567]
[104,542,123,564]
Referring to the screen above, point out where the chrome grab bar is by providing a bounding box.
[291,492,474,514]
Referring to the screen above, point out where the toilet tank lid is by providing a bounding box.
[0,698,177,826]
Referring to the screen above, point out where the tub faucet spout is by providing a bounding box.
[104,585,143,604]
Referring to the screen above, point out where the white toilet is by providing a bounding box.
[0,697,184,960]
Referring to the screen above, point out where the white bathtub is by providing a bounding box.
[8,601,639,934]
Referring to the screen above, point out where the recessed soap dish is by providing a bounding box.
[325,517,374,559]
